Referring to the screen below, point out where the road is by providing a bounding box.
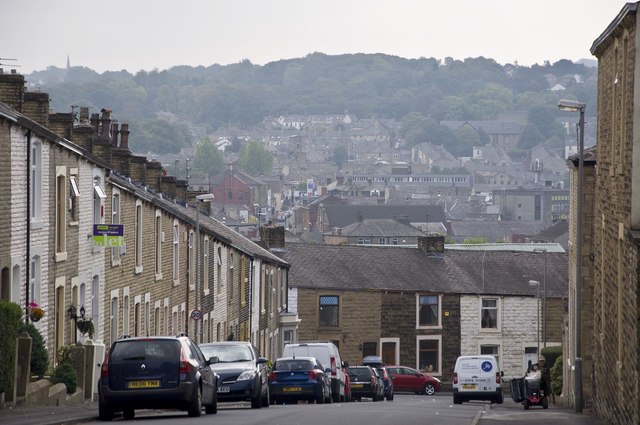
[94,393,485,425]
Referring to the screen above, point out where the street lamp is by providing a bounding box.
[529,280,541,359]
[558,98,585,413]
[195,193,214,344]
[533,247,547,348]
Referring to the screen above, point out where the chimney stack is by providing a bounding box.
[120,123,130,149]
[260,225,285,249]
[418,235,445,254]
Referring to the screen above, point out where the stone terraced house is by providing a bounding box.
[0,71,292,369]
[278,235,568,388]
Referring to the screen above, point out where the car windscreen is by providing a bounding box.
[348,368,371,379]
[201,345,253,362]
[110,340,180,362]
[275,360,314,371]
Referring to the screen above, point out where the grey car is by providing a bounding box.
[199,341,270,408]
[98,334,217,420]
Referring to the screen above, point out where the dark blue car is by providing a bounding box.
[363,355,394,401]
[268,357,332,404]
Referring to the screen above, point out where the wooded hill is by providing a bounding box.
[27,53,597,156]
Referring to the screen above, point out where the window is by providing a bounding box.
[30,141,42,223]
[55,170,67,257]
[238,192,244,200]
[173,222,179,282]
[91,275,100,337]
[240,256,246,306]
[418,337,440,373]
[217,247,222,295]
[111,192,121,262]
[94,178,106,224]
[481,344,500,365]
[203,237,209,293]
[379,238,386,245]
[319,295,339,327]
[123,294,130,335]
[229,253,234,299]
[30,255,41,305]
[228,191,233,200]
[188,231,195,288]
[392,238,398,245]
[481,298,498,329]
[69,175,80,221]
[418,295,439,327]
[135,201,143,272]
[155,211,162,277]
[110,296,119,346]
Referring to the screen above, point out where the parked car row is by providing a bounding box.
[97,336,445,421]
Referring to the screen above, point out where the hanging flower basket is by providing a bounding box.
[26,302,45,322]
[77,319,94,338]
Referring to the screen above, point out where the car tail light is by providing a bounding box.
[309,369,318,379]
[101,351,110,378]
[268,370,276,381]
[496,372,501,384]
[330,356,337,376]
[179,346,190,373]
[453,372,458,385]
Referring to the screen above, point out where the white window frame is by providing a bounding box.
[480,297,501,332]
[111,191,121,264]
[416,335,442,375]
[173,221,180,285]
[134,200,143,273]
[155,210,162,280]
[55,167,67,261]
[203,237,210,295]
[416,294,442,329]
[30,140,43,227]
[189,230,195,290]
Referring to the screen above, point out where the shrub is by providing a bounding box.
[0,301,24,394]
[18,322,49,377]
[541,345,562,372]
[550,354,563,396]
[57,344,74,365]
[51,363,77,394]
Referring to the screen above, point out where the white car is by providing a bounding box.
[453,355,504,404]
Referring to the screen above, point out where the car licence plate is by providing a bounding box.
[218,386,230,393]
[283,387,301,392]
[128,380,160,389]
[462,384,477,390]
[351,383,363,388]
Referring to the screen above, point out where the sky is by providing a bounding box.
[2,0,629,75]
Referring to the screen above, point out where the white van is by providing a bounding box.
[453,355,503,404]
[283,342,346,402]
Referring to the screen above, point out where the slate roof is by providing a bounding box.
[322,204,446,228]
[330,218,424,237]
[279,243,567,298]
[108,173,288,267]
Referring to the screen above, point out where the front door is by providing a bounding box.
[55,286,65,364]
[382,342,396,365]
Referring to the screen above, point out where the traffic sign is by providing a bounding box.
[190,309,202,321]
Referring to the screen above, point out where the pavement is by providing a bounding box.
[0,395,611,425]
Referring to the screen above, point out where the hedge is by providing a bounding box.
[18,322,49,377]
[0,301,25,395]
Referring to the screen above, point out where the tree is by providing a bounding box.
[333,145,348,168]
[238,140,273,176]
[193,136,225,178]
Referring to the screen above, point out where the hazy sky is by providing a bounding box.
[3,0,628,74]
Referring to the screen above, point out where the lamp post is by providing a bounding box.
[529,280,541,358]
[558,98,586,413]
[533,247,548,347]
[195,193,214,344]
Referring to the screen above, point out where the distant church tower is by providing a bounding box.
[66,55,70,69]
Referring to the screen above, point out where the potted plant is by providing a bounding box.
[76,318,94,338]
[26,302,45,322]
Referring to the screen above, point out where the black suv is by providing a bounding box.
[199,341,270,408]
[98,334,217,420]
[347,366,383,401]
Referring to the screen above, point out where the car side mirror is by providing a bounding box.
[501,371,504,377]
[208,356,219,364]
[257,356,268,365]
[325,368,332,374]
[343,361,349,368]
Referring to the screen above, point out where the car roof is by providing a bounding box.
[200,341,253,346]
[276,356,317,362]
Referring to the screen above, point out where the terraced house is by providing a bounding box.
[0,71,292,367]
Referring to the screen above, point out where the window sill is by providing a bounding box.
[31,220,44,230]
[173,279,180,287]
[111,258,121,267]
[135,265,143,274]
[204,289,210,296]
[189,285,195,291]
[416,325,442,330]
[155,273,162,281]
[54,252,67,262]
[479,327,501,333]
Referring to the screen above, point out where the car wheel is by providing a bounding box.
[524,399,530,410]
[123,408,135,419]
[326,386,333,404]
[542,397,549,409]
[424,383,436,395]
[251,385,262,409]
[453,394,462,405]
[262,384,270,408]
[496,391,504,404]
[188,385,202,417]
[205,390,218,414]
[387,390,394,401]
[98,400,113,421]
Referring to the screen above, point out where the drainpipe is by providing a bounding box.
[25,129,31,324]
[249,259,254,344]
